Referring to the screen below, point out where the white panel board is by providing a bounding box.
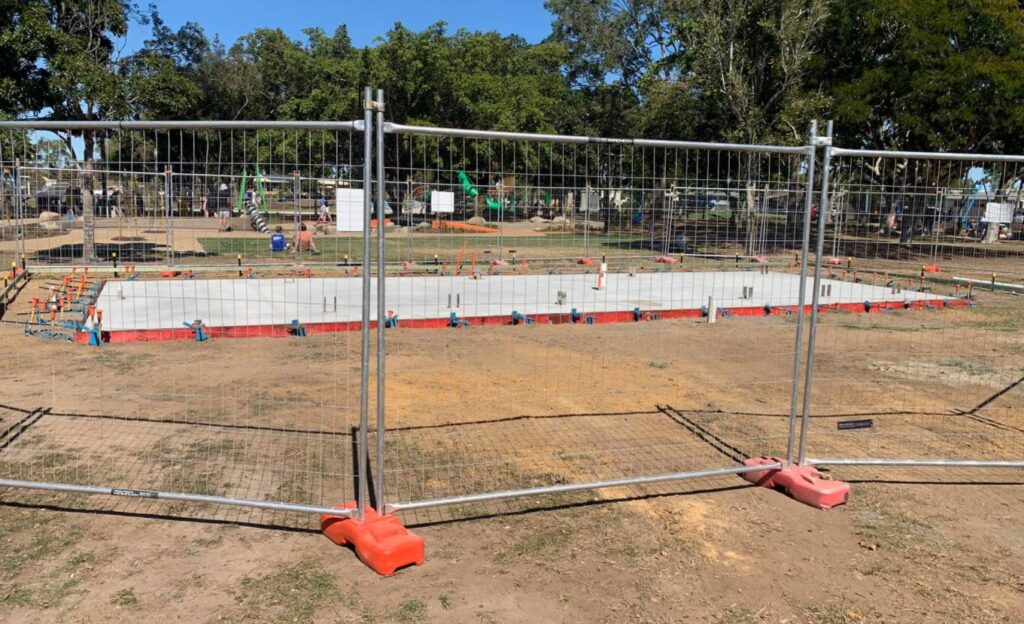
[983,202,1014,224]
[336,189,364,232]
[431,191,455,214]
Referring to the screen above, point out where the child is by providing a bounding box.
[295,223,319,254]
[270,226,287,252]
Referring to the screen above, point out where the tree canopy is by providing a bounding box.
[1,0,1022,151]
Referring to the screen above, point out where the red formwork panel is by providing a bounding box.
[76,297,969,344]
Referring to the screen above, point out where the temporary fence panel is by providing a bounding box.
[798,140,1024,472]
[0,116,379,527]
[0,121,368,268]
[376,122,829,521]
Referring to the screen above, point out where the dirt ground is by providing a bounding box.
[0,262,1022,623]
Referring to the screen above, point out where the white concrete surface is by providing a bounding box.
[94,271,949,331]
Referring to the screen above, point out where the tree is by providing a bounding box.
[683,0,830,144]
[815,0,1024,153]
[546,0,683,89]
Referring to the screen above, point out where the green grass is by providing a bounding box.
[198,233,653,261]
[807,605,865,624]
[394,599,428,623]
[232,559,340,624]
[718,607,763,624]
[110,588,138,609]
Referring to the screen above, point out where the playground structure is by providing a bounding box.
[0,105,1021,577]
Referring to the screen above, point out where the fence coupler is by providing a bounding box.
[321,502,425,576]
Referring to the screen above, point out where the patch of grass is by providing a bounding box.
[939,358,997,376]
[1,586,34,607]
[493,520,575,565]
[439,594,453,610]
[233,559,339,624]
[174,573,206,594]
[110,588,138,609]
[808,605,864,624]
[835,321,919,333]
[394,600,428,624]
[718,607,763,624]
[648,361,670,369]
[0,515,86,580]
[92,350,153,374]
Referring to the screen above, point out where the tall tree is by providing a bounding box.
[816,0,1024,152]
[684,0,830,144]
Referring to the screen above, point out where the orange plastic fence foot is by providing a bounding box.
[742,457,850,510]
[321,502,425,576]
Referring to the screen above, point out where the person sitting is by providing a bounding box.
[295,223,319,254]
[270,226,287,252]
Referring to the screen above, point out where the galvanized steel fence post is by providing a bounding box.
[375,88,387,513]
[357,86,374,522]
[785,120,818,464]
[797,120,833,465]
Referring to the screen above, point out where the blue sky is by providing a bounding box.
[124,0,554,52]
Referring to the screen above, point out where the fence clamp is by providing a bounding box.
[365,98,385,113]
[812,135,833,147]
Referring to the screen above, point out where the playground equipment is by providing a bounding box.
[458,171,502,210]
[238,167,270,233]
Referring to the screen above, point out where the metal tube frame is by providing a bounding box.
[0,120,361,131]
[830,146,1024,163]
[374,89,387,514]
[796,127,1024,470]
[0,478,354,516]
[385,463,782,513]
[797,121,834,465]
[804,459,1024,468]
[785,121,818,463]
[383,122,808,154]
[357,87,374,521]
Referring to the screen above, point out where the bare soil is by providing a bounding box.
[0,265,1021,623]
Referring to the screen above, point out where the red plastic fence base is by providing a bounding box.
[320,502,425,576]
[742,457,850,509]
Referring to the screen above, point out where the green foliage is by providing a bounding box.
[816,0,1024,152]
[1,1,1023,153]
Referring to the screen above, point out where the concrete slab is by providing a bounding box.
[94,270,952,334]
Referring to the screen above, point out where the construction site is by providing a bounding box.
[1,112,1022,622]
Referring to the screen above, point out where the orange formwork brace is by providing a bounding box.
[321,503,425,576]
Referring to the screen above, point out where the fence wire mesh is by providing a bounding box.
[800,147,1024,472]
[4,110,1020,529]
[377,125,825,518]
[0,120,373,528]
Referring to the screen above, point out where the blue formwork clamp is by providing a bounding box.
[717,307,731,318]
[633,307,642,322]
[183,320,209,342]
[571,308,595,324]
[87,325,104,346]
[511,310,534,326]
[290,319,307,337]
[385,313,399,328]
[449,311,470,328]
[763,304,773,317]
[864,301,873,313]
